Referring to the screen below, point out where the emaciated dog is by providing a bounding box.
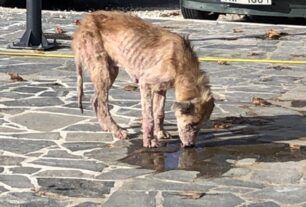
[72,11,214,148]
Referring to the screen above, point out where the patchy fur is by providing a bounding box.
[72,11,214,147]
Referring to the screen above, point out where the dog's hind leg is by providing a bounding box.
[91,63,118,115]
[153,90,172,140]
[90,56,127,140]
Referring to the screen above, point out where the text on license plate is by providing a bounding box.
[220,0,272,5]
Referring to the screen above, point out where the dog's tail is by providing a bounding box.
[75,54,84,114]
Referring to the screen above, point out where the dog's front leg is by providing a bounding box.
[153,90,172,140]
[140,83,159,148]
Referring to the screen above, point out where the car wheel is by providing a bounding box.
[180,0,219,20]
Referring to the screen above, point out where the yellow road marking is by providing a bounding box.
[1,50,306,65]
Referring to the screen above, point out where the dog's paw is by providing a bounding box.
[114,129,128,140]
[155,130,172,140]
[143,138,160,148]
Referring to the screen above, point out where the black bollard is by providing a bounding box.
[9,0,57,50]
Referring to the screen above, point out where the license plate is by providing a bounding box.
[220,0,272,5]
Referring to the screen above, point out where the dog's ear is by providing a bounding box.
[201,97,215,121]
[172,101,195,114]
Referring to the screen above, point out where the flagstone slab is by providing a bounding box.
[0,156,25,165]
[103,191,156,207]
[31,158,106,172]
[0,138,55,154]
[10,132,61,140]
[2,97,64,107]
[65,132,114,142]
[10,112,85,131]
[0,175,33,188]
[10,167,40,174]
[37,178,114,198]
[0,192,67,207]
[162,192,244,207]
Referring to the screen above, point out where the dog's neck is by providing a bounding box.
[174,72,200,102]
[174,69,212,103]
[172,37,212,103]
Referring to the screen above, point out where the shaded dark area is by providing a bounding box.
[191,32,306,42]
[0,0,178,11]
[121,114,306,178]
[221,14,306,26]
[246,15,306,26]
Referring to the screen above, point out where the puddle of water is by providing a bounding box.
[121,140,306,178]
[121,115,306,178]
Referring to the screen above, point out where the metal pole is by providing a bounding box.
[9,0,57,50]
[25,0,42,46]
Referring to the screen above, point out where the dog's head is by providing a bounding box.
[172,96,214,147]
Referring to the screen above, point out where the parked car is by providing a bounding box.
[180,0,306,20]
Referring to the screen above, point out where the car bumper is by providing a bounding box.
[182,0,306,18]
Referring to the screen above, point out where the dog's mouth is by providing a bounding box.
[178,128,199,148]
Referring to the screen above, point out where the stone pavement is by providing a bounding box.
[0,7,306,207]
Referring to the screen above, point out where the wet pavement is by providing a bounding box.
[0,7,306,207]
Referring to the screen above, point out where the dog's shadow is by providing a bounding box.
[121,114,306,178]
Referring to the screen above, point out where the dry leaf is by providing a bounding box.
[217,60,230,65]
[289,143,301,151]
[265,29,280,39]
[233,28,243,33]
[160,11,180,17]
[74,19,81,25]
[251,97,271,106]
[213,122,232,129]
[249,52,260,56]
[176,191,206,199]
[265,29,288,40]
[8,72,25,81]
[124,84,138,91]
[55,26,65,34]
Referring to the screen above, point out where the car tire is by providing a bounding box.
[180,0,219,20]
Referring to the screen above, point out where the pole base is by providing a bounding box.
[8,32,58,51]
